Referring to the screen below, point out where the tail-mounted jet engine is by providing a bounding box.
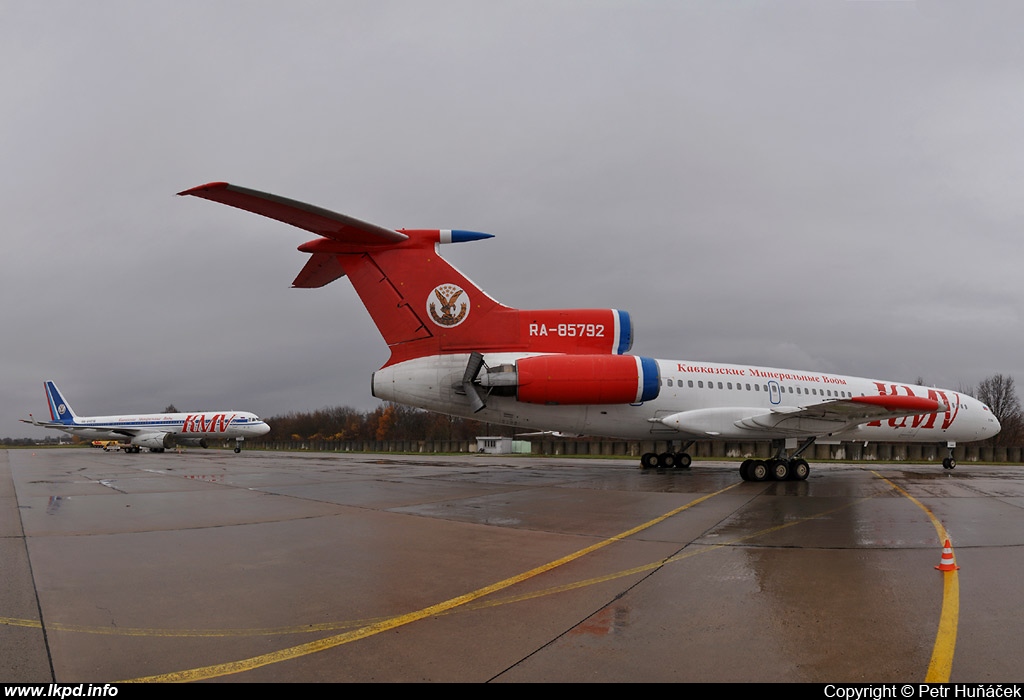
[461,353,660,410]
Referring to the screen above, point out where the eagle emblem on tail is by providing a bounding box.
[427,284,470,327]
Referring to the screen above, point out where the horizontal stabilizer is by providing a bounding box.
[292,252,347,288]
[178,182,409,246]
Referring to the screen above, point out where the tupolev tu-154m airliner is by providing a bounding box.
[179,182,1000,480]
[22,381,270,452]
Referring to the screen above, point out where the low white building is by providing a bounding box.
[475,436,532,454]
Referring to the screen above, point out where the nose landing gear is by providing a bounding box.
[942,442,957,470]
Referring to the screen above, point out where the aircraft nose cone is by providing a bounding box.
[989,415,1002,437]
[256,422,271,436]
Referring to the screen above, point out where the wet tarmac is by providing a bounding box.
[2,448,1023,683]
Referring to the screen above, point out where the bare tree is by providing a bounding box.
[976,374,1022,446]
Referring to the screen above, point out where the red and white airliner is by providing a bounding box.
[23,381,270,453]
[179,182,1000,479]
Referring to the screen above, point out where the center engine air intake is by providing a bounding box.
[482,354,660,406]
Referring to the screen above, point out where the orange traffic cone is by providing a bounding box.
[935,539,959,571]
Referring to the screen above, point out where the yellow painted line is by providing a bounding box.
[13,470,953,683]
[0,616,42,630]
[461,495,880,611]
[120,481,743,682]
[926,572,959,682]
[6,482,859,638]
[872,472,958,683]
[0,615,377,637]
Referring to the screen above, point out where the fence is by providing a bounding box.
[246,439,1023,463]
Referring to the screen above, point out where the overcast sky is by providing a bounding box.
[5,1,1023,437]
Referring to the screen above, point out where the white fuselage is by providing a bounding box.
[59,411,271,442]
[372,354,999,444]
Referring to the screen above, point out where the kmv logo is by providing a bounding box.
[57,404,66,416]
[183,414,237,433]
[427,284,470,328]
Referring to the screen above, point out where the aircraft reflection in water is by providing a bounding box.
[180,182,999,479]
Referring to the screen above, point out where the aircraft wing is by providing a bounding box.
[20,415,145,438]
[734,395,946,435]
[177,182,409,246]
[658,395,946,437]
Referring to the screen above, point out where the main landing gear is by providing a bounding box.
[738,457,809,481]
[640,441,695,470]
[738,438,815,482]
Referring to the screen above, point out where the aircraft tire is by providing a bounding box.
[769,459,790,481]
[658,452,677,469]
[739,459,753,480]
[640,453,659,470]
[676,452,692,469]
[748,460,768,482]
[942,457,956,470]
[234,447,242,454]
[791,458,810,481]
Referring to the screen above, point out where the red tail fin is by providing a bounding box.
[179,183,635,365]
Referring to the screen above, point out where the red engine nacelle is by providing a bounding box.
[514,354,660,405]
